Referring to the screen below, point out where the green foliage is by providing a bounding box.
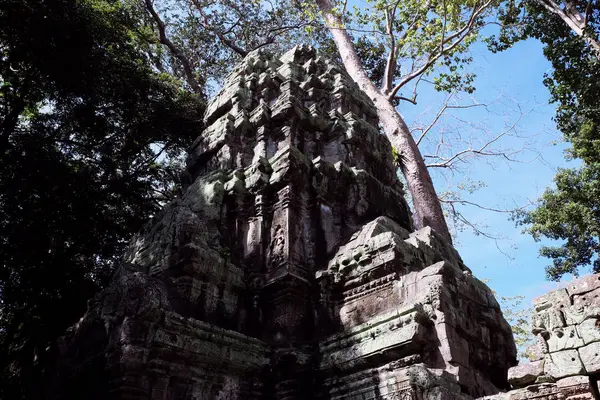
[481,279,534,360]
[501,0,600,280]
[500,294,535,360]
[142,0,329,92]
[0,0,332,397]
[0,0,204,397]
[391,145,402,165]
[516,164,600,280]
[328,0,500,96]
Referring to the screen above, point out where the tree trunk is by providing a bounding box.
[535,0,600,58]
[315,0,453,244]
[558,12,600,57]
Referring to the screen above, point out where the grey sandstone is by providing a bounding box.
[500,273,600,399]
[45,46,518,399]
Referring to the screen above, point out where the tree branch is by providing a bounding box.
[315,0,385,100]
[395,96,418,104]
[143,0,202,93]
[415,94,487,145]
[192,0,308,58]
[534,0,600,57]
[424,106,522,168]
[381,0,407,94]
[382,9,397,94]
[416,98,451,146]
[387,0,493,100]
[440,198,522,213]
[191,0,249,56]
[316,0,454,243]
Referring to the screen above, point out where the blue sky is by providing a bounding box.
[338,1,577,306]
[399,37,579,305]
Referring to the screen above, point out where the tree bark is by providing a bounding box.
[144,0,202,94]
[535,0,600,58]
[315,0,453,243]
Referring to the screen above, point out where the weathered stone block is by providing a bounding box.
[436,323,471,366]
[533,288,571,312]
[556,374,589,387]
[485,274,600,400]
[544,349,585,379]
[546,325,584,352]
[578,341,600,374]
[573,287,600,307]
[577,318,600,345]
[566,274,600,297]
[508,361,544,388]
[564,303,600,325]
[532,307,566,333]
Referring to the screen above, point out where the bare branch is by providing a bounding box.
[439,195,520,259]
[445,200,502,239]
[222,16,244,35]
[415,94,487,145]
[261,22,317,49]
[143,0,201,93]
[131,141,173,174]
[381,0,406,94]
[395,96,418,104]
[191,0,249,56]
[440,198,523,213]
[424,103,524,168]
[191,1,312,58]
[416,100,450,146]
[267,22,315,35]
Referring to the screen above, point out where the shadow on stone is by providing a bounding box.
[43,45,516,400]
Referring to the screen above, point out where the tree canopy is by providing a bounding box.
[2,0,599,396]
[0,1,327,397]
[504,0,600,280]
[0,0,205,396]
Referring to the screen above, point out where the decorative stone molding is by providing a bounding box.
[493,273,600,400]
[44,46,516,400]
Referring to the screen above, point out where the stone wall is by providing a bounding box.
[44,46,517,400]
[486,273,600,400]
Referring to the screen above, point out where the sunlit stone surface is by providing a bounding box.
[491,273,600,400]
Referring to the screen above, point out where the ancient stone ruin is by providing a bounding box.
[45,46,519,399]
[487,273,600,400]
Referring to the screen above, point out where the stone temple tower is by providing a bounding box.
[45,46,517,399]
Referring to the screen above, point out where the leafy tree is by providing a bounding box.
[499,0,600,280]
[0,0,334,397]
[500,295,535,360]
[138,0,330,94]
[517,163,600,280]
[0,0,205,397]
[531,0,600,56]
